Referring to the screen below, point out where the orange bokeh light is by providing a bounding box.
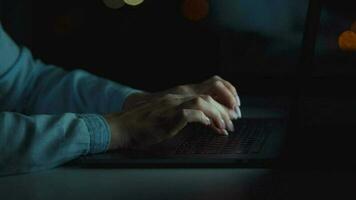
[182,0,209,22]
[351,21,356,33]
[338,30,356,51]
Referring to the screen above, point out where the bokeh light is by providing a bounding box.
[338,30,356,51]
[102,0,125,9]
[351,21,356,33]
[124,0,144,6]
[182,0,209,22]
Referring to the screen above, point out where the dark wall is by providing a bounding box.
[28,0,219,92]
[3,0,355,96]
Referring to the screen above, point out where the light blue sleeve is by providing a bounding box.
[0,25,141,114]
[0,23,141,175]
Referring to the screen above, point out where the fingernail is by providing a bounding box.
[236,107,242,118]
[204,116,211,126]
[218,119,225,129]
[227,120,235,132]
[235,95,241,106]
[234,106,240,116]
[222,129,229,136]
[230,110,238,119]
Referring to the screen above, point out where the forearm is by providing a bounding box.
[23,63,143,114]
[0,22,142,114]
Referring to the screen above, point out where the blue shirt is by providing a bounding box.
[0,23,141,176]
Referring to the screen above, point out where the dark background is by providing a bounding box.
[1,0,310,96]
[2,0,220,92]
[1,0,355,95]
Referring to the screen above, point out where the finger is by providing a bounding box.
[210,80,237,109]
[182,96,226,131]
[211,75,241,106]
[210,95,240,120]
[235,106,242,119]
[159,107,211,139]
[180,109,227,136]
[221,80,240,106]
[181,109,211,125]
[200,95,235,132]
[210,125,229,136]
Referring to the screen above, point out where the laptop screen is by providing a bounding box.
[208,0,310,95]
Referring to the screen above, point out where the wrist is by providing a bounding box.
[104,114,119,150]
[104,113,130,150]
[122,91,151,111]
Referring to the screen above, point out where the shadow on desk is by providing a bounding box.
[0,168,275,200]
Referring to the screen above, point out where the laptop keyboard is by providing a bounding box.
[174,119,270,155]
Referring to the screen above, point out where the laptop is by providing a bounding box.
[73,0,321,167]
[74,117,287,167]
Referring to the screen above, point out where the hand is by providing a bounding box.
[105,94,236,150]
[123,75,241,119]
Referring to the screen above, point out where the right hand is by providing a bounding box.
[105,94,236,150]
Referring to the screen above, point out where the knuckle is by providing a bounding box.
[192,97,204,108]
[213,80,223,88]
[232,86,238,93]
[181,109,195,122]
[212,75,221,80]
[192,97,205,109]
[206,95,214,102]
[200,95,213,103]
[181,109,189,118]
[228,83,238,92]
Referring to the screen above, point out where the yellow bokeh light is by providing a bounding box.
[124,0,144,6]
[182,0,209,22]
[102,0,125,9]
[338,30,356,51]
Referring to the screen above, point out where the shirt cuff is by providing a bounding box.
[78,114,111,154]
